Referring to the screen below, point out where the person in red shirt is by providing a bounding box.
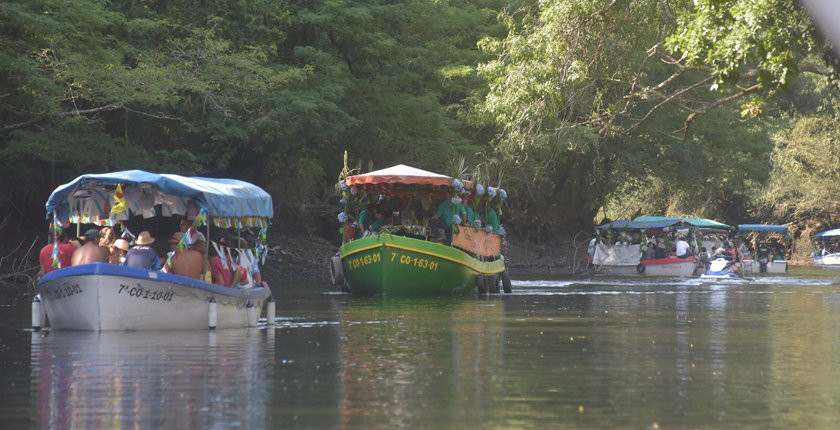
[209,244,242,287]
[38,231,78,278]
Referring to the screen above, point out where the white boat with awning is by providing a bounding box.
[591,216,732,277]
[35,170,275,330]
[812,228,840,268]
[737,224,789,274]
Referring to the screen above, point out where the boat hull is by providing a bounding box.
[339,234,505,295]
[813,253,840,269]
[641,256,698,277]
[742,258,788,274]
[36,263,271,330]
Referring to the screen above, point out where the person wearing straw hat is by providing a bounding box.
[124,231,161,270]
[111,239,130,265]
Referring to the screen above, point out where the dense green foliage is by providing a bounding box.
[2,0,840,241]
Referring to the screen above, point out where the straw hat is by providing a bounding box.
[114,239,130,252]
[135,231,155,245]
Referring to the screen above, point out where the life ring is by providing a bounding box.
[501,271,512,294]
[330,255,345,286]
[636,263,646,274]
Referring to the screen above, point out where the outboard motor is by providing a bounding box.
[757,246,770,273]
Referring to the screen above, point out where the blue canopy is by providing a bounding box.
[633,215,733,230]
[813,229,840,238]
[596,219,684,230]
[738,224,788,233]
[46,170,273,220]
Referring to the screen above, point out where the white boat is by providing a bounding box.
[591,216,731,277]
[37,263,271,330]
[640,256,698,277]
[35,170,275,331]
[811,228,840,269]
[737,224,789,274]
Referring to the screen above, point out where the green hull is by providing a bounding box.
[339,234,505,295]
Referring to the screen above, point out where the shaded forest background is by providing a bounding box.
[4,0,840,258]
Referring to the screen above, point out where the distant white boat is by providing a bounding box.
[35,170,275,330]
[811,228,840,269]
[591,216,731,277]
[737,224,789,274]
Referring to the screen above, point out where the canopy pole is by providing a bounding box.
[205,221,210,269]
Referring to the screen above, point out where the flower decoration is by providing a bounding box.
[475,184,485,196]
[486,225,493,233]
[338,212,348,223]
[350,187,358,196]
[500,189,507,199]
[451,197,462,205]
[473,220,482,227]
[340,181,349,191]
[452,214,462,225]
[498,227,506,235]
[339,198,347,205]
[452,178,464,192]
[487,187,496,198]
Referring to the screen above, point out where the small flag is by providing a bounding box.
[110,184,128,215]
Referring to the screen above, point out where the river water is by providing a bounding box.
[2,266,840,429]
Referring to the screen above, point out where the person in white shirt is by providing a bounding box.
[675,235,693,258]
[712,241,726,257]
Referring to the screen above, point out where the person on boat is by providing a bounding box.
[368,208,388,234]
[724,240,745,277]
[208,243,242,287]
[112,239,129,265]
[172,234,209,280]
[124,231,162,270]
[712,241,726,258]
[99,227,115,248]
[159,231,184,271]
[71,228,109,266]
[179,217,194,233]
[430,197,460,244]
[615,233,629,246]
[699,247,711,271]
[644,241,657,260]
[485,206,500,233]
[354,204,374,239]
[653,240,666,259]
[675,235,694,258]
[99,227,123,264]
[38,229,78,278]
[234,238,266,288]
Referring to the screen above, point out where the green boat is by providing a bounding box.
[330,164,510,296]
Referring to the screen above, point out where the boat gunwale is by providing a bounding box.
[339,234,505,275]
[37,262,271,300]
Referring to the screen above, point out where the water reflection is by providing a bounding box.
[15,269,840,428]
[30,329,275,429]
[337,297,505,428]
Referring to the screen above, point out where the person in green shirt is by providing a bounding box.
[464,204,478,226]
[485,207,500,233]
[354,205,373,239]
[368,209,387,234]
[430,198,459,244]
